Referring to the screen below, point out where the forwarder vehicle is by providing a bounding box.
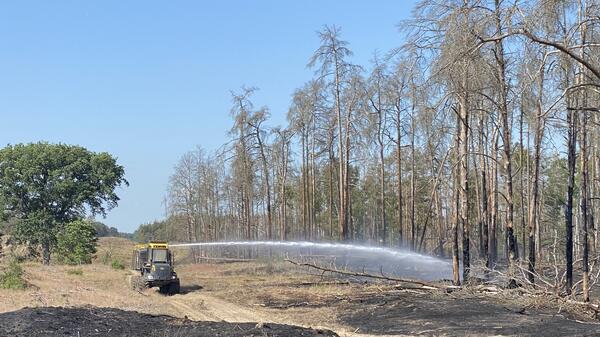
[130,241,180,295]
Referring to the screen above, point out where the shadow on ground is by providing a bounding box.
[179,283,203,294]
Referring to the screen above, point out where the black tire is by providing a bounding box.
[130,275,145,292]
[159,285,169,294]
[168,280,180,295]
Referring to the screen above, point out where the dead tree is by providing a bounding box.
[248,108,273,240]
[309,26,354,241]
[366,57,390,244]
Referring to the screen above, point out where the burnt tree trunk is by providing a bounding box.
[565,102,577,294]
[580,108,590,302]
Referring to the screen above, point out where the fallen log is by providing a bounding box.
[284,259,441,289]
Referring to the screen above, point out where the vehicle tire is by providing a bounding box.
[159,285,169,294]
[168,280,180,295]
[130,275,145,292]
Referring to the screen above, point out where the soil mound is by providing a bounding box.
[0,306,337,337]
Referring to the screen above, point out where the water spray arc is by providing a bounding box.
[171,241,453,281]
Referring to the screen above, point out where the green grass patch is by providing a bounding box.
[101,249,127,270]
[111,259,125,270]
[66,268,83,276]
[0,260,27,290]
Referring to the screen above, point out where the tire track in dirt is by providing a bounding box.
[169,298,216,321]
[168,292,266,323]
[166,292,400,337]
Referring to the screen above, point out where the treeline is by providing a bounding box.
[133,220,168,243]
[92,221,132,239]
[143,0,600,300]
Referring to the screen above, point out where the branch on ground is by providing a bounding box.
[284,258,441,289]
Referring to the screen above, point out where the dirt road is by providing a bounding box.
[169,292,261,322]
[165,290,399,337]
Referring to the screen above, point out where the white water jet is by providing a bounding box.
[171,241,452,281]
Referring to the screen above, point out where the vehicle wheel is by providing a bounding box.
[168,280,180,295]
[130,275,145,291]
[159,285,169,294]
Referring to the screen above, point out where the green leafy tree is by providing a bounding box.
[0,142,128,264]
[55,219,98,265]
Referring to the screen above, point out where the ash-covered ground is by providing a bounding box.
[0,306,337,337]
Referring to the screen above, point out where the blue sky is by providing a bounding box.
[0,1,417,233]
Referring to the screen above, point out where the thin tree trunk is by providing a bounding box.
[458,92,470,282]
[396,106,404,247]
[494,0,517,276]
[452,116,461,286]
[344,115,352,240]
[578,3,589,302]
[592,136,598,256]
[436,188,444,258]
[328,142,334,239]
[255,126,272,240]
[479,114,489,260]
[565,100,577,295]
[301,132,308,239]
[380,142,387,245]
[410,110,416,250]
[42,240,51,265]
[489,128,499,268]
[580,108,590,302]
[310,123,316,240]
[280,134,289,241]
[333,44,347,241]
[528,68,546,284]
[519,105,526,261]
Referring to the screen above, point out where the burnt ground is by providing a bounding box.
[253,281,600,336]
[336,290,600,336]
[0,306,338,337]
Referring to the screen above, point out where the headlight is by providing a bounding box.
[147,275,154,280]
[172,276,176,279]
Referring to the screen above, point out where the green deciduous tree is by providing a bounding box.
[0,142,127,264]
[55,219,98,265]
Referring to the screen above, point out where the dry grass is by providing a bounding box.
[0,262,159,314]
[0,237,169,315]
[95,237,134,266]
[0,239,324,320]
